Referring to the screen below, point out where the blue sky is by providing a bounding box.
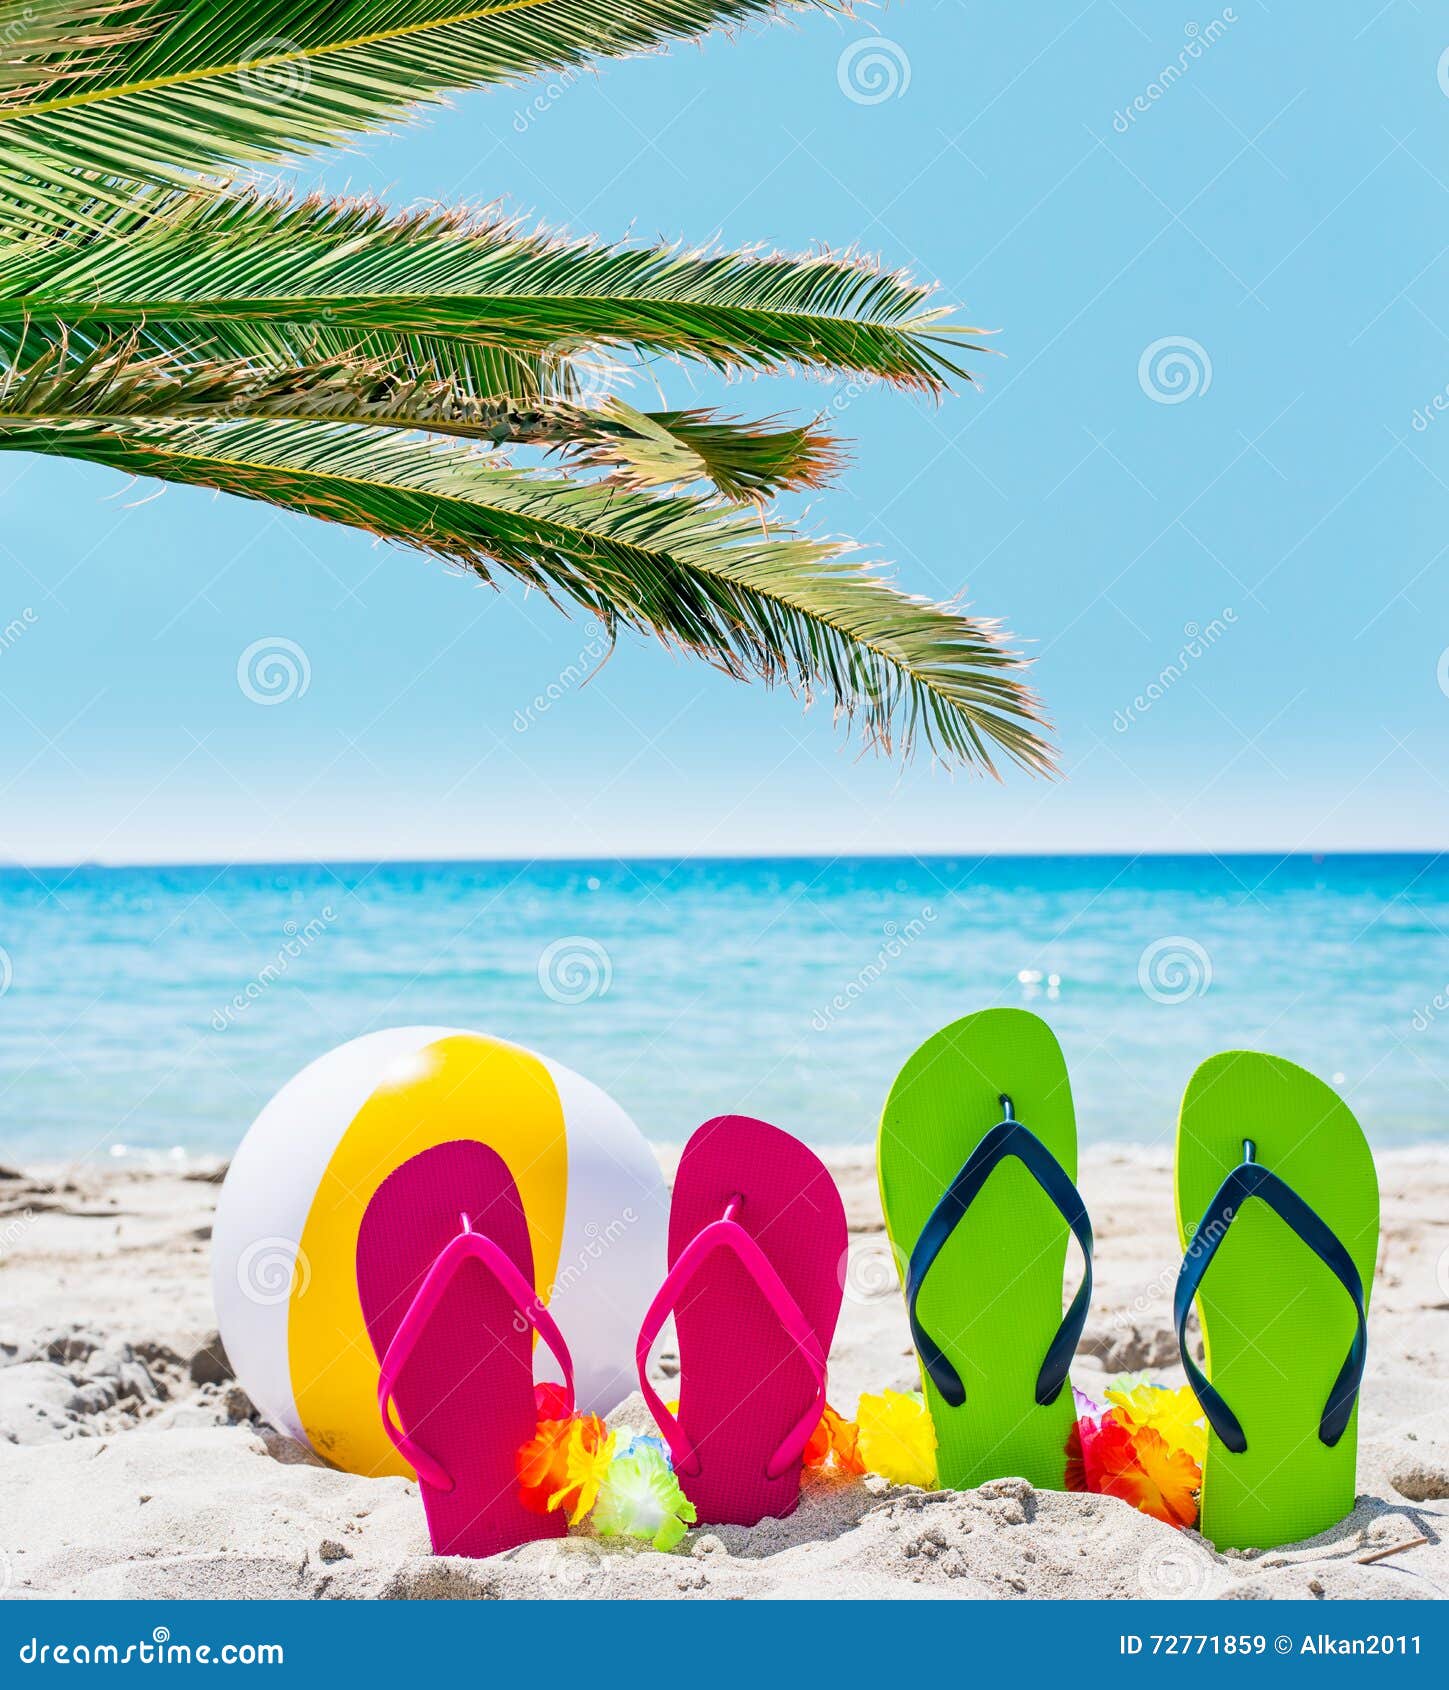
[2,1,1447,864]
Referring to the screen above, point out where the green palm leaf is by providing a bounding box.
[0,0,837,189]
[0,412,1051,772]
[0,2,143,97]
[0,4,1053,774]
[0,189,983,392]
[0,333,838,499]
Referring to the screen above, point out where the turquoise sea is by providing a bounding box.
[0,854,1444,1164]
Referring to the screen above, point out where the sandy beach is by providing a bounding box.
[1,1148,1445,1602]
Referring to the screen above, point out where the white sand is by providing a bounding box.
[1,1149,1445,1601]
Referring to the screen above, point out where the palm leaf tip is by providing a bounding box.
[0,411,1051,775]
[711,549,1055,774]
[0,188,989,395]
[0,1,147,99]
[556,400,846,501]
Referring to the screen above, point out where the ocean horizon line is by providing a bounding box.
[3,846,1445,874]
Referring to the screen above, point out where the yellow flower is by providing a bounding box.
[856,1388,937,1489]
[548,1419,618,1525]
[1104,1379,1207,1466]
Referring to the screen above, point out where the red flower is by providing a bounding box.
[533,1381,572,1422]
[803,1403,866,1475]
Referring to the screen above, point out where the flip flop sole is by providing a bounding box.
[879,1008,1080,1491]
[669,1116,846,1526]
[1176,1051,1378,1550]
[356,1139,563,1558]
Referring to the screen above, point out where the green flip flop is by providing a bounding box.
[878,1008,1092,1491]
[1175,1051,1378,1550]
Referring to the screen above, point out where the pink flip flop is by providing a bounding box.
[355,1139,574,1558]
[636,1116,847,1526]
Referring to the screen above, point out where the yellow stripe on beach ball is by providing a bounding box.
[290,1033,568,1479]
[212,1027,668,1479]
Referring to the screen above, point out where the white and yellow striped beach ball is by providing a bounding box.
[211,1028,668,1478]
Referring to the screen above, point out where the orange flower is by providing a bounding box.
[517,1410,614,1519]
[803,1403,865,1475]
[1092,1420,1200,1529]
[516,1418,574,1517]
[1105,1379,1207,1466]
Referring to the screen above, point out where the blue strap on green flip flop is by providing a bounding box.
[879,1008,1091,1491]
[908,1095,1093,1412]
[1175,1141,1368,1456]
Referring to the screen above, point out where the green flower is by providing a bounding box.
[593,1439,697,1553]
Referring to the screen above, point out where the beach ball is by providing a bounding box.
[212,1027,668,1477]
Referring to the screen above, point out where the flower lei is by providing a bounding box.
[516,1385,696,1549]
[514,1372,1205,1551]
[1067,1377,1206,1529]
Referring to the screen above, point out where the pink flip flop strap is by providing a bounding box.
[376,1220,575,1492]
[635,1207,827,1481]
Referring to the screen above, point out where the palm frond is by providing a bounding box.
[0,5,1053,778]
[0,2,144,98]
[0,333,839,499]
[0,330,523,429]
[0,0,836,189]
[0,189,985,392]
[0,412,1051,773]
